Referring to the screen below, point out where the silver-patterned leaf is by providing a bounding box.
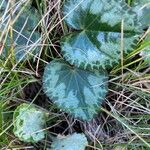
[61,0,141,69]
[62,31,138,69]
[50,133,88,150]
[13,103,46,143]
[43,60,108,120]
[0,0,41,61]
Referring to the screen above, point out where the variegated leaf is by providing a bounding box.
[0,0,40,61]
[43,60,108,120]
[51,133,88,150]
[61,0,141,69]
[13,103,46,143]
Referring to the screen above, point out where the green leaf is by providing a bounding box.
[50,133,88,150]
[132,0,150,28]
[61,0,140,69]
[13,103,46,143]
[140,34,150,65]
[0,0,41,61]
[43,60,108,120]
[62,31,138,69]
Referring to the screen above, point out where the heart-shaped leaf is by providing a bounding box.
[61,0,140,69]
[0,0,41,61]
[13,103,46,143]
[43,60,108,120]
[132,0,150,28]
[50,133,88,150]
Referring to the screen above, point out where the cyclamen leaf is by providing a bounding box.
[61,0,140,69]
[132,0,150,28]
[62,31,138,69]
[63,0,139,31]
[43,60,108,120]
[0,0,41,61]
[50,133,88,150]
[13,103,46,143]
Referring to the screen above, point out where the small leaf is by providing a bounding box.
[13,103,46,143]
[43,60,108,120]
[50,133,88,150]
[61,0,140,69]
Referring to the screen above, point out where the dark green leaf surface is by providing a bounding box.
[62,31,138,69]
[62,0,140,69]
[0,0,40,61]
[43,60,108,120]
